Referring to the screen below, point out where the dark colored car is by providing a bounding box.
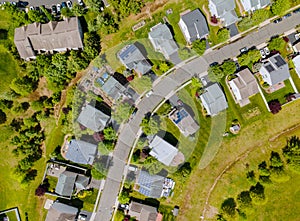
[283,13,292,19]
[293,8,300,13]
[240,47,248,54]
[51,5,57,14]
[273,18,283,23]
[61,2,67,8]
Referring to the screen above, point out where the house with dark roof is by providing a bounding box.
[199,83,228,116]
[228,68,259,106]
[168,107,199,136]
[128,201,158,221]
[259,53,290,86]
[45,201,78,221]
[178,9,209,44]
[149,135,179,166]
[208,0,239,26]
[117,44,152,76]
[14,17,83,60]
[65,139,97,165]
[240,0,270,12]
[55,171,89,198]
[77,104,110,132]
[148,23,179,61]
[292,55,300,78]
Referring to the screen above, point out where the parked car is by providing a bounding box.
[260,49,266,59]
[66,0,72,8]
[234,60,240,71]
[293,8,300,13]
[240,47,248,54]
[146,90,153,98]
[295,33,300,41]
[56,4,61,12]
[200,77,208,86]
[283,13,292,19]
[61,2,67,8]
[51,5,57,14]
[273,18,282,23]
[78,0,83,6]
[29,6,34,10]
[264,47,270,55]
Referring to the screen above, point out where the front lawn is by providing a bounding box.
[81,189,99,212]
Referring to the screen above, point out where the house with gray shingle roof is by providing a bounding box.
[45,201,78,221]
[229,68,259,106]
[101,76,126,101]
[260,53,290,86]
[65,139,97,165]
[117,44,152,76]
[149,135,178,166]
[128,201,158,221]
[136,170,165,198]
[292,55,300,78]
[208,0,239,26]
[148,23,179,60]
[199,83,228,116]
[14,17,83,60]
[77,104,110,132]
[178,9,209,44]
[240,0,270,12]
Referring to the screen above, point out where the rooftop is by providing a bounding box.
[128,201,158,221]
[136,170,165,198]
[45,202,78,221]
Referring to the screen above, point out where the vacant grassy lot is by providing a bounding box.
[174,98,300,220]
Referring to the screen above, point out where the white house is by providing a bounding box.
[240,0,271,12]
[260,53,290,86]
[208,0,239,26]
[293,55,300,78]
[178,9,209,44]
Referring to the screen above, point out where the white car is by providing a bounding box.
[78,0,83,6]
[295,33,300,41]
[66,0,72,8]
[260,49,266,59]
[56,4,61,12]
[145,90,153,98]
[200,77,207,86]
[264,47,270,55]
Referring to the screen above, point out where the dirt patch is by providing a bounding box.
[28,77,52,101]
[242,106,261,119]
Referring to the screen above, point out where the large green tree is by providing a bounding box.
[192,39,206,56]
[271,0,291,15]
[208,64,224,82]
[112,102,132,124]
[221,60,236,76]
[216,28,230,44]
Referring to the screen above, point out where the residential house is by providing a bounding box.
[199,83,228,116]
[208,0,239,26]
[128,201,158,221]
[136,170,175,198]
[168,107,199,136]
[293,41,300,52]
[178,9,209,44]
[55,171,89,197]
[228,68,259,106]
[149,135,178,166]
[64,139,97,165]
[240,0,271,12]
[292,55,300,78]
[117,44,152,76]
[148,23,179,61]
[45,201,78,221]
[14,17,83,60]
[260,53,290,86]
[77,104,110,132]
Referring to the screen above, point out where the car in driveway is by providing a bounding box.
[66,0,72,8]
[273,18,282,23]
[264,47,270,55]
[260,49,266,59]
[61,2,67,8]
[283,13,292,19]
[78,0,84,6]
[56,4,61,12]
[51,5,57,14]
[295,33,300,41]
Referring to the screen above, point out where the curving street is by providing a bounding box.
[93,11,300,221]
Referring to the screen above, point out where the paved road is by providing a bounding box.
[94,12,300,221]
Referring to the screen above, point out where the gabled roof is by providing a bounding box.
[211,0,236,16]
[117,44,152,75]
[222,10,239,26]
[229,68,259,100]
[148,23,178,58]
[249,0,270,8]
[65,139,97,165]
[55,171,77,197]
[128,201,158,221]
[75,174,89,190]
[14,17,83,60]
[260,53,290,85]
[292,55,300,76]
[169,107,199,137]
[200,83,228,116]
[45,202,78,221]
[149,135,178,166]
[180,9,209,41]
[101,76,126,101]
[77,104,110,132]
[136,170,164,198]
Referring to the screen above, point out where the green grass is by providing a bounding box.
[46,176,58,192]
[159,204,176,221]
[81,189,98,212]
[3,211,19,221]
[290,68,300,92]
[261,79,295,104]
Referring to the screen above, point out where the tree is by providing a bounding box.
[208,64,224,82]
[252,9,270,24]
[222,60,236,76]
[10,76,38,96]
[67,50,88,73]
[60,7,74,17]
[249,182,265,202]
[159,62,170,73]
[216,28,230,43]
[238,49,261,67]
[192,39,206,56]
[177,162,192,177]
[237,191,252,209]
[140,116,160,135]
[0,109,7,124]
[83,32,101,61]
[268,100,282,114]
[40,6,54,21]
[91,162,108,179]
[258,161,270,176]
[271,0,291,16]
[35,184,48,196]
[178,47,192,60]
[112,102,132,124]
[246,170,256,185]
[282,136,300,174]
[72,3,85,16]
[85,0,103,11]
[118,190,130,204]
[27,10,45,23]
[103,126,117,141]
[156,103,172,116]
[268,37,287,54]
[190,77,202,96]
[269,151,284,168]
[221,198,237,217]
